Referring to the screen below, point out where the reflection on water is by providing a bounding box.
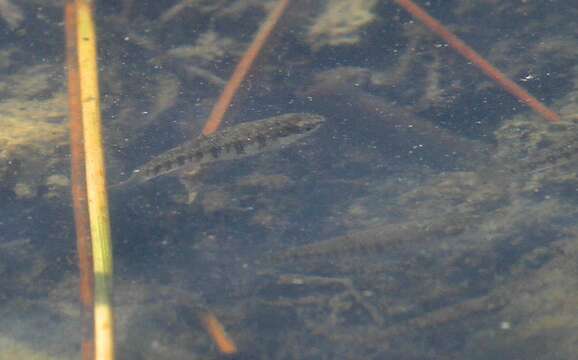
[2,0,578,359]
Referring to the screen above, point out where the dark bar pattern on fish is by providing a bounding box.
[112,113,325,189]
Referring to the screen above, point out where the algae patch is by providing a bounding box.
[0,64,68,199]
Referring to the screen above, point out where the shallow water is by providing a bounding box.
[2,0,578,359]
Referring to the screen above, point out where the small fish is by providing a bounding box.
[111,113,324,190]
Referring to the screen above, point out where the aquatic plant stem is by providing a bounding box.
[196,2,294,353]
[392,0,561,122]
[65,2,94,359]
[200,311,238,355]
[202,0,292,135]
[72,0,116,359]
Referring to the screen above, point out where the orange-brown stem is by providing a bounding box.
[65,2,95,359]
[202,0,292,135]
[393,0,560,122]
[200,311,238,355]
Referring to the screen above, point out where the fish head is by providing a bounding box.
[270,113,325,147]
[283,113,325,134]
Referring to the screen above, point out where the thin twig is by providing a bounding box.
[199,311,238,355]
[393,0,560,122]
[278,274,385,326]
[202,0,292,135]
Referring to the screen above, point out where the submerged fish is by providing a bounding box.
[111,113,324,190]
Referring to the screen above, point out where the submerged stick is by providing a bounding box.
[202,0,292,135]
[73,0,116,359]
[393,0,560,122]
[199,311,238,355]
[65,2,94,359]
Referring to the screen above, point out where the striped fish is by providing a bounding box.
[111,113,324,190]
